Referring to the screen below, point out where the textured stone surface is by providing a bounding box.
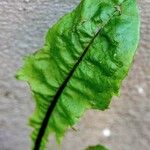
[0,0,149,150]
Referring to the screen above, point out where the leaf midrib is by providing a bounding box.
[34,8,119,150]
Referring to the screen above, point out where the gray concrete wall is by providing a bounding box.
[0,0,149,150]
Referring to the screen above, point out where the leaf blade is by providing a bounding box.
[85,145,109,150]
[16,0,140,149]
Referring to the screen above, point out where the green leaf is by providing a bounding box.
[85,145,109,150]
[16,0,140,149]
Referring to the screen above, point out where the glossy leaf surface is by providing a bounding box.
[16,0,140,149]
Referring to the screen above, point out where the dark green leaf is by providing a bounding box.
[16,0,140,149]
[85,145,109,150]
